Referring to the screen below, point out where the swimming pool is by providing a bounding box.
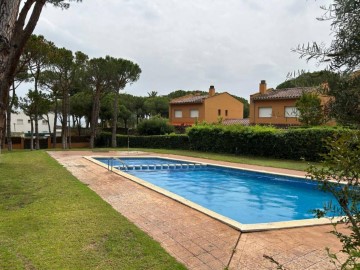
[92,156,339,230]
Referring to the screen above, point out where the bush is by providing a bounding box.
[187,124,281,155]
[95,133,189,150]
[307,132,360,269]
[187,124,351,161]
[137,117,174,135]
[96,124,353,162]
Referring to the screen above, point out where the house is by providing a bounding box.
[249,80,331,126]
[10,111,59,136]
[169,86,244,126]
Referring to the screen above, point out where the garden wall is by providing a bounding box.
[4,136,90,149]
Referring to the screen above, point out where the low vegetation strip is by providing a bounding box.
[0,151,186,270]
[96,126,353,162]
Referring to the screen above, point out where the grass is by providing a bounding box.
[0,151,186,270]
[113,148,316,171]
[0,147,314,268]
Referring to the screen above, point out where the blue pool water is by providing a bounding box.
[95,157,337,224]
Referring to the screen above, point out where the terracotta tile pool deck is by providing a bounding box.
[48,151,346,270]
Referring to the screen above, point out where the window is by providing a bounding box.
[17,119,23,125]
[174,110,182,118]
[42,119,48,125]
[225,110,228,117]
[218,109,221,116]
[285,107,299,118]
[28,120,31,123]
[259,107,272,118]
[190,109,199,118]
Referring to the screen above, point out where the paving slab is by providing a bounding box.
[48,151,347,270]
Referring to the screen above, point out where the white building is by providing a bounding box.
[10,111,57,135]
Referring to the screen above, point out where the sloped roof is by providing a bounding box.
[251,87,314,101]
[169,94,209,104]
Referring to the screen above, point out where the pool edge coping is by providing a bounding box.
[84,155,342,232]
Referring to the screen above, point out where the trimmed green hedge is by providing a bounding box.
[96,126,353,161]
[95,133,190,150]
[188,125,349,161]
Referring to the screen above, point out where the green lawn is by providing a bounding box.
[0,151,186,270]
[0,148,314,269]
[116,148,316,171]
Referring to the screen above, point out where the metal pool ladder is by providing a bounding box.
[107,157,128,171]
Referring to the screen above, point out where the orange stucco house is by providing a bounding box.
[249,80,331,126]
[169,86,244,126]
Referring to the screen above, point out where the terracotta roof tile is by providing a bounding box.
[223,118,249,126]
[251,87,314,101]
[170,94,208,104]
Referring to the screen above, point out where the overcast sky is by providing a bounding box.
[27,0,333,100]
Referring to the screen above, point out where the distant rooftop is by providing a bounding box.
[169,94,209,104]
[251,87,315,101]
[222,118,249,126]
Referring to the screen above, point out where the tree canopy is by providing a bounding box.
[292,2,360,268]
[295,92,324,126]
[0,0,82,150]
[276,70,340,89]
[294,0,360,71]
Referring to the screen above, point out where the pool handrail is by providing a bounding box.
[108,157,128,171]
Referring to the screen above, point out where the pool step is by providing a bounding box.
[113,163,206,171]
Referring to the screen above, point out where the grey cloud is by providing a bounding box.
[23,0,334,100]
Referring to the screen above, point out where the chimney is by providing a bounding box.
[209,85,215,97]
[259,80,267,94]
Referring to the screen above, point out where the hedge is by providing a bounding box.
[51,136,90,143]
[187,125,350,161]
[95,133,190,150]
[95,126,353,161]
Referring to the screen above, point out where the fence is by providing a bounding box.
[4,136,90,149]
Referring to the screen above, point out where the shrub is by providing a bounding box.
[307,132,360,269]
[136,117,174,135]
[96,124,353,162]
[295,92,324,126]
[95,133,189,150]
[187,124,351,161]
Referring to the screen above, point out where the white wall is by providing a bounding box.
[10,111,55,134]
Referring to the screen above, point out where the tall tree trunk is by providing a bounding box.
[61,93,68,149]
[0,0,20,153]
[6,82,17,151]
[45,114,50,133]
[6,104,11,150]
[0,0,46,153]
[77,117,81,136]
[30,117,34,151]
[34,116,39,149]
[68,97,71,149]
[2,114,6,148]
[90,87,101,149]
[111,91,119,148]
[52,98,58,148]
[34,68,40,150]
